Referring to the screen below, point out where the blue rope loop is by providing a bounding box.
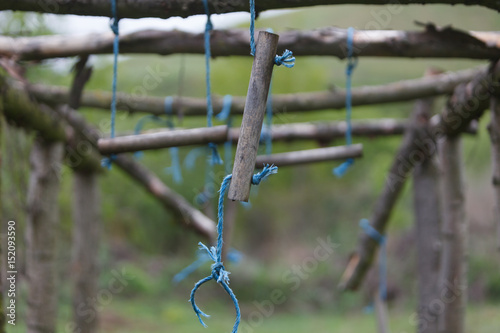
[359,219,387,301]
[274,49,295,68]
[190,165,278,333]
[249,0,256,56]
[333,27,357,178]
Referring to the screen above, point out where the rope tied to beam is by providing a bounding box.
[334,27,358,177]
[190,164,278,333]
[202,0,222,166]
[359,218,387,301]
[102,0,120,169]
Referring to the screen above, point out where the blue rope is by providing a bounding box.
[274,49,295,68]
[163,96,183,184]
[359,219,387,301]
[202,0,222,166]
[249,0,256,56]
[190,165,278,333]
[216,95,234,174]
[102,0,120,169]
[333,27,357,178]
[173,248,242,284]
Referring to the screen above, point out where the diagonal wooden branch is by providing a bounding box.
[24,67,483,117]
[339,61,500,291]
[1,27,499,61]
[1,0,498,19]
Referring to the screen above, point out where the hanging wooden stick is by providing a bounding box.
[229,31,279,202]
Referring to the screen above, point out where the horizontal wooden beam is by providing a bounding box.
[98,125,228,154]
[255,144,363,167]
[25,67,483,117]
[1,0,498,19]
[1,27,499,61]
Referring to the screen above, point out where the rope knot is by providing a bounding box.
[208,142,223,165]
[109,18,119,35]
[274,49,295,68]
[211,262,230,284]
[252,164,278,185]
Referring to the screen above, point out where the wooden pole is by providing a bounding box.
[229,31,279,202]
[412,90,442,333]
[374,291,390,333]
[254,144,363,168]
[26,137,64,333]
[488,96,500,250]
[97,125,228,154]
[437,134,467,333]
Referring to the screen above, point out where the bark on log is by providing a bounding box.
[26,138,64,333]
[488,96,500,250]
[437,135,467,333]
[1,0,498,19]
[24,67,483,117]
[339,61,500,291]
[54,105,217,241]
[72,173,101,333]
[1,28,499,61]
[412,97,442,333]
[98,126,228,154]
[254,144,363,167]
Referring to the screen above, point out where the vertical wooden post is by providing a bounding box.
[374,291,390,333]
[228,31,279,202]
[438,134,467,333]
[488,96,500,250]
[26,137,64,333]
[412,97,442,333]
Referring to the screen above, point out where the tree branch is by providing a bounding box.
[1,0,498,19]
[339,61,500,291]
[24,67,483,117]
[1,27,499,61]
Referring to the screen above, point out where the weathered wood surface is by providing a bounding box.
[254,144,363,167]
[26,138,64,333]
[98,125,228,154]
[437,135,467,333]
[489,96,500,250]
[1,0,498,19]
[24,67,483,117]
[229,31,279,202]
[1,27,499,60]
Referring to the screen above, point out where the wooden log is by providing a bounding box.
[339,61,500,291]
[437,135,467,333]
[255,144,363,168]
[97,125,228,154]
[26,137,64,333]
[24,67,483,117]
[1,0,498,19]
[412,92,442,333]
[1,27,499,61]
[488,96,500,250]
[229,31,279,202]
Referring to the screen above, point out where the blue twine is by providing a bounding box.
[274,49,295,68]
[202,0,222,166]
[334,27,357,178]
[359,219,387,301]
[163,96,183,183]
[190,165,278,333]
[102,0,120,170]
[249,0,256,56]
[173,248,243,284]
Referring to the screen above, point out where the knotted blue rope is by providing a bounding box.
[190,164,278,333]
[274,49,295,68]
[333,27,357,178]
[163,96,183,184]
[102,0,120,169]
[359,219,387,301]
[216,95,234,174]
[202,0,222,166]
[173,248,242,285]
